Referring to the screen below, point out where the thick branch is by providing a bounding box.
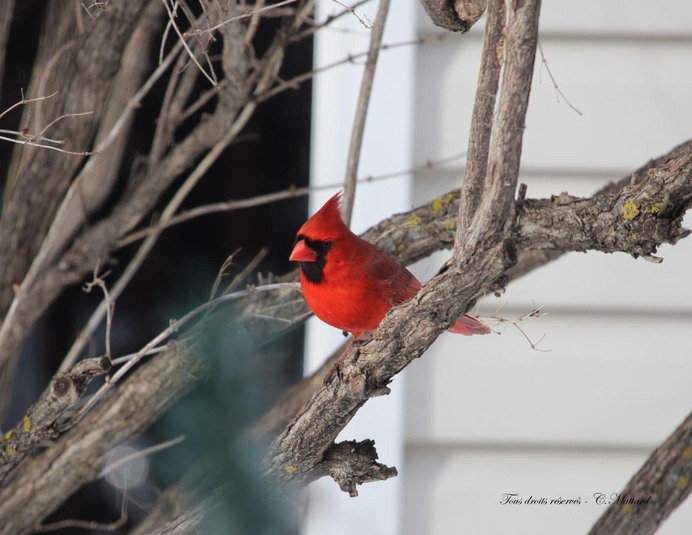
[0,0,149,417]
[0,356,111,485]
[0,0,13,103]
[320,440,398,497]
[2,138,688,528]
[263,0,542,494]
[461,0,540,253]
[419,0,487,32]
[589,409,692,535]
[517,142,692,258]
[0,0,147,310]
[457,0,504,245]
[0,342,205,534]
[0,1,312,413]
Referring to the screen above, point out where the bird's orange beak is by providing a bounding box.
[289,239,317,262]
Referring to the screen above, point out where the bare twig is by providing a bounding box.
[117,152,467,247]
[487,305,550,352]
[62,282,301,428]
[0,135,93,156]
[0,99,95,155]
[179,0,218,85]
[0,345,203,534]
[244,0,266,46]
[0,90,58,123]
[161,0,218,87]
[341,0,391,225]
[332,0,373,29]
[258,34,431,103]
[111,345,169,366]
[292,0,371,41]
[36,515,128,533]
[99,435,185,478]
[537,41,583,116]
[60,96,262,371]
[31,110,94,141]
[159,0,178,65]
[209,249,241,301]
[221,247,269,296]
[90,32,184,157]
[83,264,115,361]
[201,0,299,34]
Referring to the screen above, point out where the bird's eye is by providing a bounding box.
[322,241,332,250]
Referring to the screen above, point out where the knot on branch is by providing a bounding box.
[51,356,112,404]
[322,439,398,497]
[419,0,486,32]
[0,356,111,486]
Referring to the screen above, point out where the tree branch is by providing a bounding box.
[0,0,14,104]
[1,136,688,528]
[0,342,205,534]
[0,0,315,415]
[419,0,487,32]
[457,0,504,246]
[341,0,391,226]
[589,409,692,535]
[262,0,542,494]
[0,356,111,486]
[0,0,150,418]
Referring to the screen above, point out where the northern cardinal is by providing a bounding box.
[289,192,489,381]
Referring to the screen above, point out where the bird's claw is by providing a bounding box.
[323,360,343,386]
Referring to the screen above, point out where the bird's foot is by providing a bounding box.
[323,361,341,386]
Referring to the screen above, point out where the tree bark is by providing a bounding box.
[262,0,544,492]
[589,410,692,535]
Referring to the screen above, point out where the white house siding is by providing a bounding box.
[404,2,692,535]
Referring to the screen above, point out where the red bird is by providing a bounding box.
[289,193,490,356]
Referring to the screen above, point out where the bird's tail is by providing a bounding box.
[448,314,491,336]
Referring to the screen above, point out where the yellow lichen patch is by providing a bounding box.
[406,212,421,227]
[4,430,12,440]
[23,416,31,433]
[677,475,689,490]
[445,220,456,231]
[5,446,16,457]
[621,201,640,220]
[621,503,633,515]
[285,465,297,475]
[431,196,444,214]
[432,194,456,215]
[629,232,638,241]
[683,446,692,459]
[648,203,662,214]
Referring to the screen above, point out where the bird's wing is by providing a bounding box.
[366,248,421,306]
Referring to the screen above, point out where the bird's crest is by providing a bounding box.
[298,191,347,239]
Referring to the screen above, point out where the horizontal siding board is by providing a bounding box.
[415,38,692,172]
[402,447,692,535]
[407,3,692,534]
[404,314,692,446]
